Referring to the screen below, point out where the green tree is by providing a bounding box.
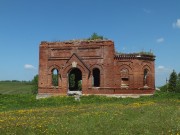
[168,70,177,92]
[31,75,38,94]
[78,80,82,90]
[52,74,58,86]
[176,73,180,93]
[88,33,104,40]
[69,74,75,88]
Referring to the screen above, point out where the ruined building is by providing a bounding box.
[38,40,155,96]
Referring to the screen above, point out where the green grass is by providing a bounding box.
[0,92,180,135]
[0,82,32,94]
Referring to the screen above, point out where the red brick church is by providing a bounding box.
[38,40,155,96]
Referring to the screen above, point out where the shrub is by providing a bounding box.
[31,75,38,94]
[87,33,104,40]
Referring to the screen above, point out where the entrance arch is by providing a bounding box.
[68,68,82,91]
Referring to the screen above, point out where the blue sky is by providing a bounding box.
[0,0,180,86]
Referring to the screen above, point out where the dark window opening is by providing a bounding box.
[69,68,82,91]
[52,69,58,86]
[121,78,129,87]
[93,68,100,87]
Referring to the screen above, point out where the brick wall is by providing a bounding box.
[38,40,155,95]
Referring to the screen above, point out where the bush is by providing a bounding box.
[87,33,104,40]
[31,75,38,94]
[160,84,168,92]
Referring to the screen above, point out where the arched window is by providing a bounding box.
[52,69,58,86]
[92,68,100,87]
[120,68,129,88]
[143,69,148,86]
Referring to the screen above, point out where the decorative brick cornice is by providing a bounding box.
[114,54,155,61]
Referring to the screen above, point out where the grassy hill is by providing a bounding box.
[0,81,32,94]
[0,91,180,134]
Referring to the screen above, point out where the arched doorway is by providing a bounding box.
[68,68,82,91]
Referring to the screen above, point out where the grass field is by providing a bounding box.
[0,82,180,134]
[0,81,32,94]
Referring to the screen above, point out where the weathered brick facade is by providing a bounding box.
[38,40,155,96]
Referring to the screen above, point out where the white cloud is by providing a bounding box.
[173,19,180,29]
[156,37,164,43]
[24,64,36,70]
[157,66,165,70]
[156,65,172,73]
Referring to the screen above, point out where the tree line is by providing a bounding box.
[0,80,31,83]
